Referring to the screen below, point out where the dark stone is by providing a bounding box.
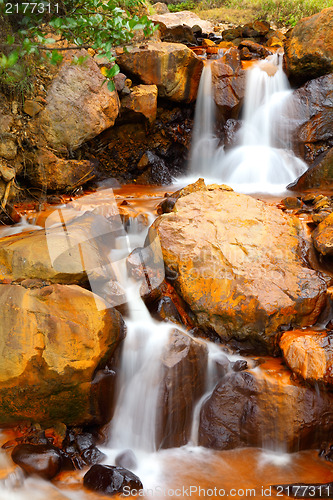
[157,296,183,324]
[82,446,106,465]
[75,433,96,453]
[232,359,248,372]
[11,444,62,479]
[157,196,176,214]
[115,449,138,470]
[83,464,143,495]
[223,119,241,149]
[281,197,302,209]
[114,73,127,92]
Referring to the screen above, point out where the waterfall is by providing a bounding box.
[187,52,308,193]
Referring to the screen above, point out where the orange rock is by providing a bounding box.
[202,39,216,47]
[312,211,333,256]
[0,283,124,426]
[150,188,327,353]
[280,329,333,385]
[116,42,204,103]
[284,7,333,84]
[121,84,158,125]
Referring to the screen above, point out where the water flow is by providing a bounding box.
[189,61,219,175]
[108,218,171,453]
[187,52,307,193]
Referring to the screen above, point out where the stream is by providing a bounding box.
[0,53,332,499]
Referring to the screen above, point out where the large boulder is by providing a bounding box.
[211,48,246,119]
[289,73,333,164]
[157,329,208,448]
[0,212,115,284]
[312,212,333,256]
[149,11,214,34]
[149,187,326,353]
[284,8,333,85]
[29,51,119,152]
[280,330,333,386]
[291,147,333,191]
[26,148,96,191]
[117,42,204,103]
[0,283,124,426]
[198,362,333,451]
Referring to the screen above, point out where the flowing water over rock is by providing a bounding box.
[186,53,308,193]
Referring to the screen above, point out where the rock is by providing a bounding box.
[156,296,183,324]
[281,196,302,209]
[117,42,203,103]
[23,99,44,117]
[157,22,197,45]
[284,7,333,85]
[27,148,95,191]
[238,40,271,59]
[288,74,333,165]
[0,212,116,284]
[0,135,17,160]
[12,444,62,479]
[149,11,214,34]
[136,157,172,185]
[30,50,119,152]
[198,362,333,451]
[0,112,14,133]
[157,329,207,448]
[150,188,327,354]
[81,447,106,466]
[114,73,127,92]
[115,449,138,470]
[312,212,333,256]
[291,148,333,191]
[211,48,246,119]
[83,464,143,495]
[0,283,124,426]
[280,330,333,385]
[121,84,158,125]
[153,2,169,14]
[0,160,16,182]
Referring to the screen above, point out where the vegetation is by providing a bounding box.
[0,0,157,93]
[195,0,331,26]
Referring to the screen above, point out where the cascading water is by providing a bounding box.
[187,52,308,193]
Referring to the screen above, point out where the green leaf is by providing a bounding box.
[107,80,115,92]
[6,35,15,45]
[7,51,19,68]
[50,51,63,65]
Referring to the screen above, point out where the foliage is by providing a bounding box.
[168,1,197,12]
[196,0,331,25]
[0,0,157,92]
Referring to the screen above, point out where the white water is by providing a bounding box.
[185,52,308,194]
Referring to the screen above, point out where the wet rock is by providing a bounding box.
[157,329,208,448]
[115,449,138,470]
[238,40,271,59]
[232,359,248,372]
[0,212,114,284]
[83,464,143,495]
[215,353,231,378]
[280,330,333,385]
[281,197,302,209]
[121,84,158,125]
[26,148,95,191]
[198,363,333,451]
[156,178,207,215]
[284,7,333,85]
[136,159,172,185]
[11,444,62,479]
[211,48,246,119]
[291,147,333,191]
[223,118,241,149]
[156,296,183,324]
[29,50,119,152]
[150,188,327,354]
[312,212,333,256]
[0,283,124,426]
[117,42,203,103]
[114,73,127,92]
[81,447,106,466]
